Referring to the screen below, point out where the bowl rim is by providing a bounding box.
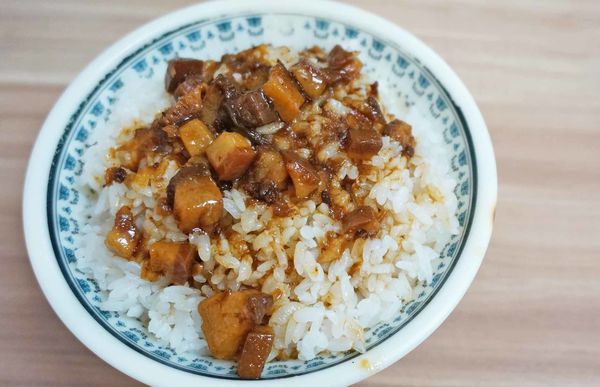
[22,0,497,385]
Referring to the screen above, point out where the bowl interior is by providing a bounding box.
[47,12,476,379]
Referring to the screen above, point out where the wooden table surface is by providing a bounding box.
[1,0,599,385]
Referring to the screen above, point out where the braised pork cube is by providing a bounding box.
[342,206,379,235]
[104,166,127,186]
[165,59,217,94]
[105,206,141,259]
[237,325,275,379]
[225,89,279,128]
[262,63,305,123]
[344,127,382,160]
[365,96,386,124]
[291,60,328,99]
[318,233,346,264]
[167,165,223,233]
[173,72,213,99]
[200,75,239,130]
[250,146,289,190]
[383,119,416,157]
[325,45,362,84]
[221,45,270,77]
[200,81,225,128]
[178,119,214,156]
[198,290,273,360]
[344,96,386,125]
[206,132,256,181]
[245,181,279,204]
[117,127,170,171]
[161,85,204,126]
[241,64,271,91]
[282,151,320,199]
[149,241,196,284]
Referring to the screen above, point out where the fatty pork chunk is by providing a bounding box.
[282,151,320,199]
[262,62,305,123]
[104,166,127,186]
[198,290,274,377]
[342,205,380,237]
[164,58,217,96]
[243,146,289,204]
[198,74,232,130]
[237,325,275,379]
[206,131,256,181]
[178,118,214,157]
[383,119,416,158]
[225,89,279,128]
[116,126,170,171]
[105,206,142,259]
[250,146,288,191]
[199,73,276,146]
[324,45,362,84]
[290,59,328,99]
[344,126,382,160]
[147,240,196,285]
[160,58,224,127]
[160,84,205,127]
[166,164,223,234]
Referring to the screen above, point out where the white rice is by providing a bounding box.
[77,48,458,361]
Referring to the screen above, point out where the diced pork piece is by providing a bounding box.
[199,80,224,128]
[342,206,379,235]
[165,58,217,94]
[206,132,256,181]
[154,197,172,216]
[344,96,386,125]
[369,81,379,97]
[140,260,162,282]
[318,233,346,263]
[325,45,362,84]
[246,292,273,324]
[161,85,205,127]
[129,158,171,189]
[291,60,328,99]
[221,45,270,76]
[271,127,310,152]
[240,65,271,91]
[167,165,223,233]
[225,89,279,128]
[244,181,279,204]
[282,151,320,199]
[213,73,240,100]
[250,146,289,190]
[383,119,416,157]
[321,190,332,206]
[105,206,142,259]
[173,74,211,99]
[365,96,386,124]
[178,119,214,156]
[271,201,294,217]
[116,127,170,171]
[262,63,305,123]
[237,325,275,379]
[198,290,273,360]
[148,240,196,284]
[104,166,127,186]
[344,127,382,160]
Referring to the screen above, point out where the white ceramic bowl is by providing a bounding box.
[23,1,497,385]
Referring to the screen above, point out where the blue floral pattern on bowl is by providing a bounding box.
[47,13,476,379]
